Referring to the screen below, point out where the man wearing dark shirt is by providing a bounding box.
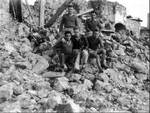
[87,29,108,73]
[59,4,79,34]
[71,27,89,70]
[85,11,103,32]
[53,31,73,70]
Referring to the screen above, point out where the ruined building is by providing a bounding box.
[0,0,10,27]
[89,0,143,38]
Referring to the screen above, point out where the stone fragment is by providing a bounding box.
[0,83,14,104]
[2,101,21,112]
[53,77,70,92]
[32,55,49,74]
[42,71,65,78]
[69,73,82,82]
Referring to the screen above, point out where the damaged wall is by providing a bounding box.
[89,0,126,24]
[126,18,142,38]
[0,0,10,26]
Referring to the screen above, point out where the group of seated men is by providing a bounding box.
[28,4,115,73]
[54,27,109,73]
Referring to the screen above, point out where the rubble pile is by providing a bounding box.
[0,19,149,112]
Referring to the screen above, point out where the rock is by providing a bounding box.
[96,73,109,83]
[32,55,49,74]
[83,73,95,81]
[37,89,50,98]
[48,90,63,105]
[131,60,148,74]
[69,73,82,82]
[2,101,21,112]
[134,73,147,81]
[13,85,24,96]
[0,83,14,104]
[42,71,65,78]
[114,45,126,56]
[4,42,16,54]
[53,77,70,92]
[104,69,124,87]
[55,103,74,113]
[111,88,121,97]
[118,96,131,108]
[94,80,112,93]
[55,99,81,113]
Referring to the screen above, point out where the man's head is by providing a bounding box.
[68,4,74,15]
[64,31,72,41]
[90,11,97,20]
[93,28,99,38]
[74,27,80,37]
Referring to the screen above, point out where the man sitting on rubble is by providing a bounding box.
[27,27,50,54]
[87,28,108,73]
[71,27,89,71]
[53,31,73,71]
[59,3,79,34]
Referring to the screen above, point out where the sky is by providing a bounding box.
[24,0,149,27]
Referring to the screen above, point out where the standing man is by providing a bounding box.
[59,3,79,34]
[85,11,103,33]
[87,28,108,73]
[71,27,89,71]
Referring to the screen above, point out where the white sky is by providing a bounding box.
[24,0,149,27]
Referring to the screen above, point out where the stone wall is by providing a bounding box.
[0,0,10,26]
[114,2,126,24]
[89,0,126,24]
[126,18,141,38]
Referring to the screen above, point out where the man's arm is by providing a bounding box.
[59,16,65,32]
[98,37,104,48]
[75,16,79,27]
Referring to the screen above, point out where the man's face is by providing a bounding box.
[93,31,99,38]
[91,13,96,20]
[65,33,71,41]
[68,7,74,14]
[74,29,80,37]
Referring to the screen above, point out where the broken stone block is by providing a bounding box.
[55,99,81,113]
[97,73,109,83]
[32,55,49,74]
[94,80,112,93]
[42,71,65,78]
[0,83,14,104]
[53,77,70,92]
[37,89,50,98]
[55,103,74,113]
[83,73,95,81]
[131,61,148,74]
[4,42,16,54]
[2,101,21,112]
[69,73,82,82]
[118,96,131,108]
[134,73,147,81]
[13,85,24,96]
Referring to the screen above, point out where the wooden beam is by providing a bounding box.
[44,0,74,28]
[76,8,94,17]
[39,0,45,27]
[24,0,36,26]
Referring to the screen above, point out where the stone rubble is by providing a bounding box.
[0,19,149,113]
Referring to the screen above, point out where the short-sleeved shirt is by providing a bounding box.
[87,36,102,50]
[61,14,78,29]
[71,35,88,50]
[85,19,102,32]
[54,40,73,55]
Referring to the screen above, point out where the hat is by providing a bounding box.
[68,3,73,7]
